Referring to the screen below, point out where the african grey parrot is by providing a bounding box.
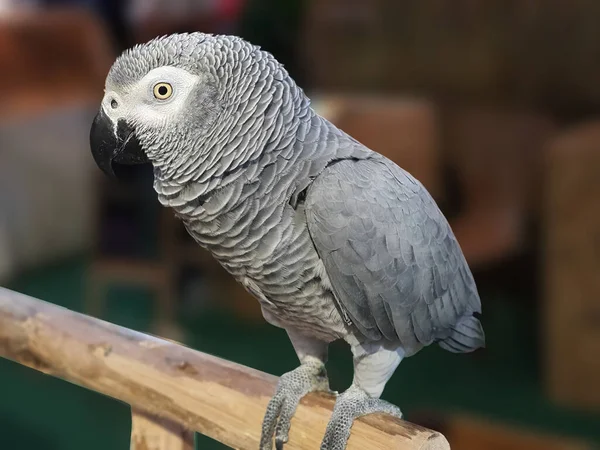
[89,33,485,449]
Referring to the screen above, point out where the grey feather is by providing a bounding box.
[305,156,484,354]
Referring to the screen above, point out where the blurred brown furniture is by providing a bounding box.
[434,414,592,450]
[302,0,600,110]
[543,120,600,412]
[0,8,113,119]
[443,107,557,267]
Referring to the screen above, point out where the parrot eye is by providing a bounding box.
[153,82,173,100]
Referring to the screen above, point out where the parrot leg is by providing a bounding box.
[319,343,405,450]
[260,330,333,450]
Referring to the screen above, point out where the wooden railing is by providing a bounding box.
[0,286,450,449]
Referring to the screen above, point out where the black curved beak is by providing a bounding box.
[89,108,148,178]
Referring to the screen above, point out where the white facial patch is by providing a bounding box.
[102,66,200,130]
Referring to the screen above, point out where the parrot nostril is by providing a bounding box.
[110,99,118,109]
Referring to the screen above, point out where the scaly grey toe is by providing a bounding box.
[260,361,332,450]
[320,384,403,450]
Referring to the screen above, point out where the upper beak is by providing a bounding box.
[89,108,148,178]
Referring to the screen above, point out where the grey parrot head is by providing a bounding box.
[89,32,267,178]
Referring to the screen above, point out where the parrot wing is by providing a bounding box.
[305,155,483,351]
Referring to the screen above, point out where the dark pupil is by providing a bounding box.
[158,85,168,96]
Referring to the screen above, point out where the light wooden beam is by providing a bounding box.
[0,286,449,450]
[130,408,194,450]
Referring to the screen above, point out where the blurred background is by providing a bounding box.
[1,0,600,449]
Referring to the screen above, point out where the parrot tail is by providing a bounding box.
[438,315,485,353]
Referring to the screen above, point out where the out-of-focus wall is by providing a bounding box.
[302,0,600,115]
[0,9,113,281]
[0,107,96,281]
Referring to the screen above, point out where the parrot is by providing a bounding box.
[89,32,485,450]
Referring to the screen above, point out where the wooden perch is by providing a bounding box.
[130,408,194,450]
[0,287,449,450]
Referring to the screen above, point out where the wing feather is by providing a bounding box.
[305,156,481,351]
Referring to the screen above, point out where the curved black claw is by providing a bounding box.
[320,385,403,450]
[260,362,333,450]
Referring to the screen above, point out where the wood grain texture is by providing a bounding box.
[130,408,194,450]
[0,286,449,450]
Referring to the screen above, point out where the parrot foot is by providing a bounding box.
[260,360,335,450]
[320,384,403,450]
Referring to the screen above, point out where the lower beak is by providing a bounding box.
[89,108,148,178]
